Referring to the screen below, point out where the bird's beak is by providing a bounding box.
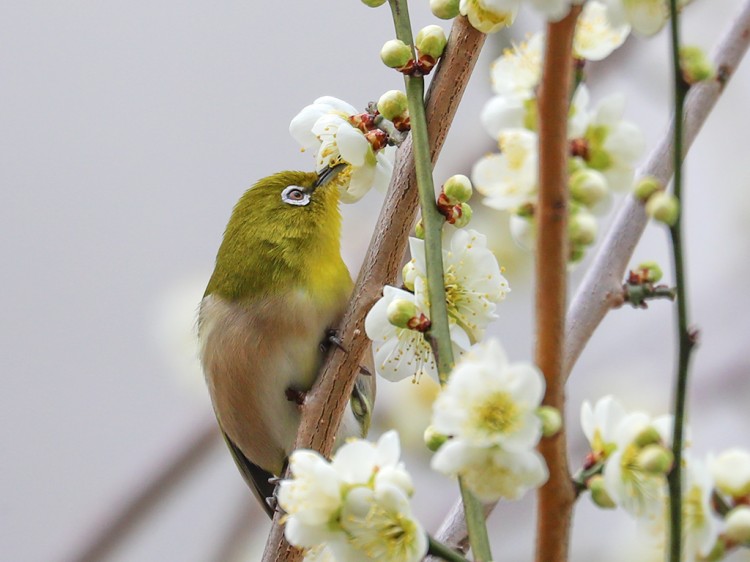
[314,163,348,188]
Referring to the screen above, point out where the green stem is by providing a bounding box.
[427,534,472,562]
[666,3,694,562]
[387,3,491,561]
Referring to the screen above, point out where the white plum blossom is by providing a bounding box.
[290,96,396,203]
[365,283,471,383]
[681,459,720,561]
[279,432,426,562]
[574,0,630,60]
[430,339,549,501]
[603,0,668,37]
[460,0,518,34]
[709,448,750,499]
[490,33,544,100]
[580,395,627,460]
[408,228,510,342]
[528,0,585,22]
[473,128,538,212]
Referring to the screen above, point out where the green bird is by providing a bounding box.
[198,167,375,517]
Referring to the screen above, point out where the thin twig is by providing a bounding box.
[260,16,485,562]
[534,7,580,562]
[433,0,750,550]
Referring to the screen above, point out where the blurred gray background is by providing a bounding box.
[2,1,750,560]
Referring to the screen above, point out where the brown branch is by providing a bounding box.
[260,16,485,562]
[534,8,580,562]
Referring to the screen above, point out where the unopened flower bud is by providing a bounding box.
[634,426,662,448]
[637,261,663,283]
[415,25,447,59]
[361,0,387,5]
[381,39,413,69]
[636,444,673,475]
[711,448,750,498]
[645,191,680,226]
[570,168,608,207]
[415,219,425,239]
[588,475,616,509]
[725,506,750,544]
[634,176,663,202]
[569,244,586,264]
[537,406,562,437]
[430,0,460,19]
[452,203,472,228]
[424,426,448,451]
[443,174,473,203]
[377,90,409,121]
[402,261,418,292]
[568,210,598,246]
[680,45,715,84]
[387,298,418,329]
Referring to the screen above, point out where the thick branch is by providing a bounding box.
[534,8,580,562]
[434,0,750,550]
[260,16,485,562]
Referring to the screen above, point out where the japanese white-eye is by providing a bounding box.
[198,167,375,516]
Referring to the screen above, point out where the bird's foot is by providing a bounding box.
[320,328,347,353]
[285,387,307,406]
[265,494,282,514]
[359,364,373,377]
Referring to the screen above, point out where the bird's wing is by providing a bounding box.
[220,430,275,519]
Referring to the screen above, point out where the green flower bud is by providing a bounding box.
[537,406,562,438]
[415,219,425,239]
[570,168,608,207]
[377,90,409,121]
[725,506,750,544]
[402,260,418,292]
[633,426,662,448]
[424,426,448,452]
[443,174,473,203]
[636,444,674,475]
[452,203,472,228]
[568,210,598,246]
[645,191,680,226]
[588,475,616,509]
[569,244,586,264]
[361,0,386,5]
[381,39,413,69]
[415,25,447,59]
[387,298,418,329]
[430,0,460,19]
[633,176,663,202]
[637,261,663,283]
[680,45,715,84]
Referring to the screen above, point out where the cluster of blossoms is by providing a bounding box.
[429,338,551,501]
[278,431,427,562]
[290,96,399,203]
[365,176,510,383]
[471,6,645,263]
[579,396,750,560]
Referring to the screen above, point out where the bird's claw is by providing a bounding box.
[320,328,347,353]
[359,364,373,377]
[265,495,281,513]
[285,387,307,406]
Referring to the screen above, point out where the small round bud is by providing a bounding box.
[633,426,662,448]
[645,191,680,226]
[402,261,418,292]
[415,25,447,59]
[452,203,472,228]
[377,90,409,121]
[537,406,562,438]
[424,426,448,452]
[443,174,473,203]
[588,475,616,509]
[568,210,598,246]
[381,39,413,69]
[711,448,750,498]
[680,45,715,84]
[414,219,425,239]
[569,244,586,264]
[361,0,387,5]
[430,0,460,19]
[637,261,663,283]
[725,506,750,544]
[387,298,418,329]
[570,168,608,207]
[634,176,663,202]
[636,444,673,475]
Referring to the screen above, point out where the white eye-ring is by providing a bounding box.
[281,185,311,206]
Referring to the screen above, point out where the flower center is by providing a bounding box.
[348,503,419,559]
[475,391,520,435]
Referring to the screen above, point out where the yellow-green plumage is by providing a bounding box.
[198,170,374,517]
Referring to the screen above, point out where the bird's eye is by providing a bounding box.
[281,186,311,206]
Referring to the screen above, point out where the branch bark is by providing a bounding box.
[260,16,485,562]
